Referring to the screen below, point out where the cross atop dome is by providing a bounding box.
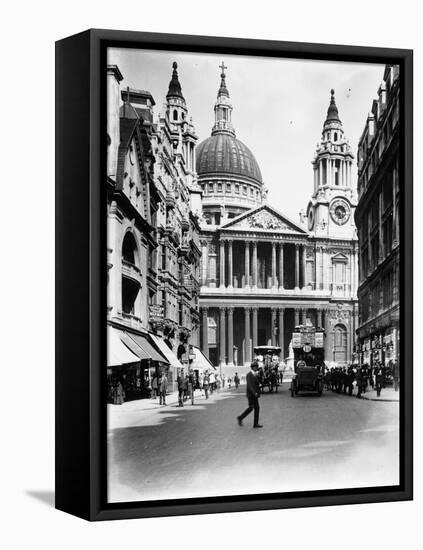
[217,61,230,98]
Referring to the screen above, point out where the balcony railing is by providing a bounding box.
[122,259,141,282]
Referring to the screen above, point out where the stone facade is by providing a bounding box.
[197,69,359,376]
[355,64,400,366]
[106,63,202,374]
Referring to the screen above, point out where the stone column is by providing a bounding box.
[319,160,323,187]
[244,307,251,364]
[279,243,284,289]
[302,245,307,289]
[272,242,277,288]
[301,308,307,325]
[244,241,250,288]
[252,307,258,348]
[219,240,225,288]
[228,240,233,288]
[317,309,323,329]
[295,244,300,290]
[324,308,332,361]
[327,157,332,186]
[201,240,208,286]
[271,307,277,345]
[201,307,209,357]
[252,242,258,288]
[278,307,285,357]
[219,307,226,368]
[294,307,300,327]
[227,307,234,366]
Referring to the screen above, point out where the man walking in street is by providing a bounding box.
[237,362,263,428]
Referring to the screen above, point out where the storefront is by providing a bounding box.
[150,334,185,391]
[107,326,169,402]
[189,345,216,374]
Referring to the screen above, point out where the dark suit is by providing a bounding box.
[239,370,261,426]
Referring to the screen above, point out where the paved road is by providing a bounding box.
[107,383,399,503]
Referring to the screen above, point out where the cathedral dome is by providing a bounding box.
[196,133,263,185]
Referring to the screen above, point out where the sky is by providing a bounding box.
[108,48,385,221]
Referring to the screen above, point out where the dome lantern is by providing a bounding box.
[212,62,235,137]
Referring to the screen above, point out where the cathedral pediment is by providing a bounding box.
[220,205,307,234]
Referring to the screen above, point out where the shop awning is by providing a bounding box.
[190,346,216,372]
[149,334,184,371]
[126,332,169,364]
[107,326,139,367]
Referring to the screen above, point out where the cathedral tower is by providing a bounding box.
[307,89,356,240]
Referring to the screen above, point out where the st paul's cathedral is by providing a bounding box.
[195,65,359,375]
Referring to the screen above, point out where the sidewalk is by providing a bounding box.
[360,386,400,402]
[108,386,238,430]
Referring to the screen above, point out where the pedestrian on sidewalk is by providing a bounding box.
[393,360,400,391]
[237,362,263,428]
[177,370,185,407]
[113,379,125,405]
[159,372,168,405]
[198,372,204,396]
[355,367,363,398]
[203,371,210,399]
[151,375,158,399]
[209,371,216,393]
[188,371,196,405]
[234,372,240,389]
[374,362,384,397]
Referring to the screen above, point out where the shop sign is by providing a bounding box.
[149,305,164,320]
[301,327,315,345]
[292,332,302,348]
[315,332,324,348]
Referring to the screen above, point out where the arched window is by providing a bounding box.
[122,232,137,265]
[333,324,347,363]
[334,132,338,142]
[121,232,140,317]
[173,109,178,121]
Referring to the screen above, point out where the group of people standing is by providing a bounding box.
[324,361,399,398]
[176,370,241,406]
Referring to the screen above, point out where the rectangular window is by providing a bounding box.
[235,185,240,194]
[217,183,222,192]
[226,183,231,193]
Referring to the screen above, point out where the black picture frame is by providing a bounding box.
[55,28,413,521]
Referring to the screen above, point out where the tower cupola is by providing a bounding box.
[166,62,188,125]
[211,62,235,137]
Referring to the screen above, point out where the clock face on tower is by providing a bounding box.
[329,198,351,225]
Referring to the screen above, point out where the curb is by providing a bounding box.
[360,395,399,402]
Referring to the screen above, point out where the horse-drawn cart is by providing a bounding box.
[253,345,282,393]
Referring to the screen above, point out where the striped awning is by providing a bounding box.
[190,346,216,372]
[150,334,184,370]
[107,326,139,367]
[126,332,169,364]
